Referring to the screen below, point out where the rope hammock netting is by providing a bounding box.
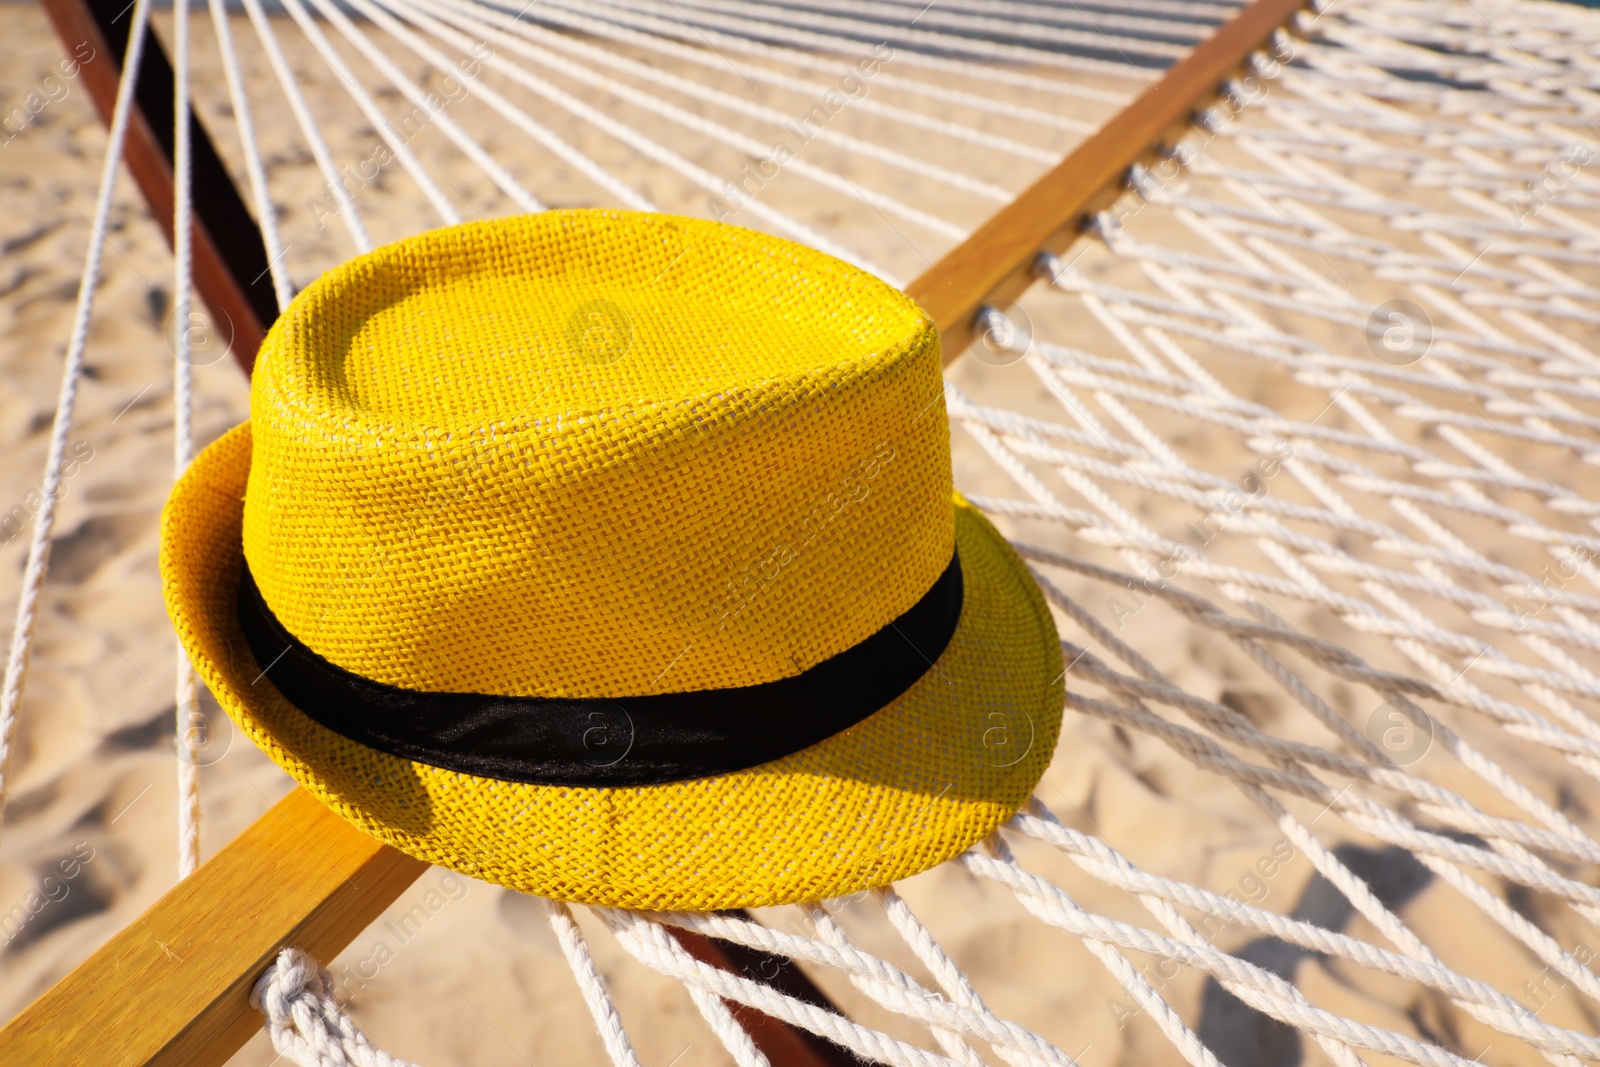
[5,0,1600,1063]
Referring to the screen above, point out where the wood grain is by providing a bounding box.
[907,0,1310,362]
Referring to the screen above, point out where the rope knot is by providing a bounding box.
[251,946,332,1020]
[250,946,420,1067]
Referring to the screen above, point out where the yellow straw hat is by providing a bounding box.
[161,210,1064,910]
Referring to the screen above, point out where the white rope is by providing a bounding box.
[710,0,1200,60]
[383,0,967,240]
[1023,507,1600,1002]
[237,0,373,251]
[812,0,1222,32]
[263,0,463,227]
[824,901,1073,1067]
[557,0,1136,98]
[354,0,881,272]
[648,906,1081,1066]
[685,981,772,1067]
[171,0,201,881]
[775,0,1220,40]
[853,894,989,1067]
[0,0,155,843]
[961,847,1483,1067]
[1004,299,1600,716]
[253,948,422,1067]
[248,907,645,1067]
[635,0,1168,73]
[928,8,1600,1062]
[207,0,294,310]
[290,0,547,215]
[977,832,1224,1067]
[600,906,967,1067]
[1013,804,1600,1060]
[499,0,1081,157]
[540,899,645,1067]
[422,0,1016,200]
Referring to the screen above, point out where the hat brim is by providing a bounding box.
[163,424,1064,909]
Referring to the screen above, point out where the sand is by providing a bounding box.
[4,2,1599,1065]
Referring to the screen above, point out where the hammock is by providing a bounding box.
[4,0,1600,1063]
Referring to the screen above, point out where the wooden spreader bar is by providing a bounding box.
[0,789,425,1066]
[1,0,1309,1061]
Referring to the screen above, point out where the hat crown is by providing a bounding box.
[242,211,952,699]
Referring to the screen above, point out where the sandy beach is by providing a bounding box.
[5,1,1600,1063]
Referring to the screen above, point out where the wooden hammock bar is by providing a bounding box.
[0,0,1309,1061]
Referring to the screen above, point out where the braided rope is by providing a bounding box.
[0,0,155,843]
[253,948,422,1067]
[171,0,201,881]
[235,0,372,251]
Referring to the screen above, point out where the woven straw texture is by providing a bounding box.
[246,210,952,697]
[161,211,1064,908]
